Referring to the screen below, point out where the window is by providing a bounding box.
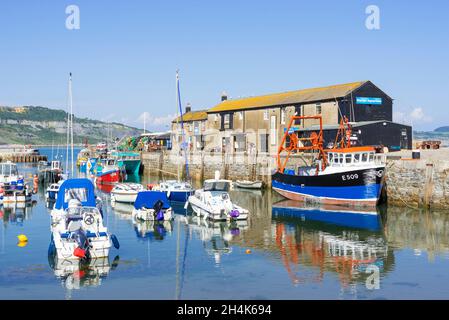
[316,103,322,114]
[224,114,230,128]
[263,110,269,121]
[221,113,233,130]
[354,153,360,163]
[345,154,352,164]
[362,153,368,162]
[369,153,374,162]
[281,108,286,124]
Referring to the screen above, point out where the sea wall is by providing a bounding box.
[141,150,449,209]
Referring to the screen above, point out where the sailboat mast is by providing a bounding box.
[176,71,180,181]
[66,74,70,175]
[176,70,189,180]
[69,73,74,176]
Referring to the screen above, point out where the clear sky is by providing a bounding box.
[0,0,448,131]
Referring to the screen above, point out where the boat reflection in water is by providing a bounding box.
[111,201,134,220]
[1,201,37,225]
[48,255,120,299]
[271,200,393,289]
[183,215,249,264]
[133,216,174,241]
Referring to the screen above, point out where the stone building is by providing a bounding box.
[171,104,208,152]
[204,80,411,154]
[171,80,412,155]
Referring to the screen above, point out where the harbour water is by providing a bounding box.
[1,148,449,299]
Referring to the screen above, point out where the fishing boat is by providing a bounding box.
[187,178,249,221]
[234,180,264,190]
[94,158,124,185]
[49,179,119,260]
[150,180,194,203]
[38,160,64,183]
[272,115,386,207]
[112,151,141,175]
[110,183,144,203]
[132,191,173,221]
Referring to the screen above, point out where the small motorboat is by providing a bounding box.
[49,179,119,260]
[235,180,264,190]
[111,183,144,203]
[150,180,194,202]
[0,162,23,184]
[46,180,64,201]
[187,179,249,221]
[2,183,32,203]
[132,191,173,221]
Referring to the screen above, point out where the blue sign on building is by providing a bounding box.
[356,97,382,105]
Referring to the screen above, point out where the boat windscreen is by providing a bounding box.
[65,188,88,203]
[204,181,230,192]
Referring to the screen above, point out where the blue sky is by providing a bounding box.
[0,0,448,131]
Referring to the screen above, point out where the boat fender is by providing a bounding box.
[111,234,120,249]
[230,210,240,218]
[73,247,86,259]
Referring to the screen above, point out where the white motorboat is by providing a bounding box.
[0,162,23,184]
[49,178,119,260]
[235,180,264,190]
[110,183,144,203]
[46,180,64,201]
[132,191,173,221]
[187,179,249,221]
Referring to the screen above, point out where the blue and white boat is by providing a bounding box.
[132,191,173,221]
[273,115,386,207]
[152,180,194,203]
[49,179,119,260]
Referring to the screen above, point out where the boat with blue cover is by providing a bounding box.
[49,178,119,260]
[272,115,386,207]
[132,190,173,221]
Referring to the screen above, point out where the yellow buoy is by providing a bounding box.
[17,241,28,248]
[245,249,252,254]
[17,234,28,242]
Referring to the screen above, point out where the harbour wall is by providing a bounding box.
[141,149,449,210]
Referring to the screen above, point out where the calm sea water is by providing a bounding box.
[1,148,449,300]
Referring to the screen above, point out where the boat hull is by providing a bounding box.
[117,159,141,175]
[272,166,385,207]
[235,180,263,190]
[111,192,138,203]
[95,170,121,185]
[167,190,194,202]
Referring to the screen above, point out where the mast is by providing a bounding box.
[176,70,189,181]
[65,74,70,175]
[69,73,74,176]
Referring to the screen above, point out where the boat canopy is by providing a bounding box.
[0,162,18,176]
[54,178,96,210]
[134,191,171,210]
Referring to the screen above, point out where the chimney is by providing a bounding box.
[221,91,228,101]
[185,103,191,114]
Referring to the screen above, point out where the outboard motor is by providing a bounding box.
[153,200,165,221]
[73,229,89,259]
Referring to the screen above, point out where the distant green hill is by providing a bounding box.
[435,126,449,133]
[0,106,142,145]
